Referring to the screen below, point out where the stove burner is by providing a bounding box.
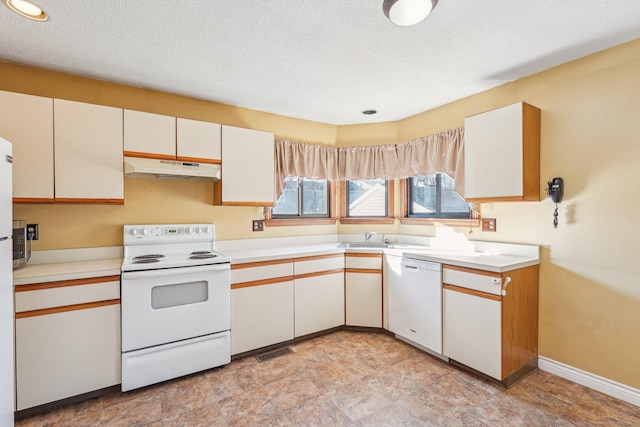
[189,253,218,259]
[133,254,166,260]
[132,258,161,264]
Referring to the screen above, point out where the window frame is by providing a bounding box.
[265,179,337,226]
[339,179,395,225]
[400,177,479,227]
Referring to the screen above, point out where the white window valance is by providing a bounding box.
[273,127,464,203]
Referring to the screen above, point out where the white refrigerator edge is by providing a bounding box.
[0,136,15,426]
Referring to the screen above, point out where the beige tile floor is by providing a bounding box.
[16,330,640,426]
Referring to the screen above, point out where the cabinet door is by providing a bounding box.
[231,280,294,355]
[177,118,221,163]
[0,90,54,202]
[124,110,176,159]
[218,125,274,206]
[443,288,502,379]
[15,305,121,410]
[345,272,382,328]
[294,272,344,337]
[464,102,540,201]
[54,99,124,203]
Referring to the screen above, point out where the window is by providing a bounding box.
[346,179,388,217]
[272,177,329,218]
[407,173,471,219]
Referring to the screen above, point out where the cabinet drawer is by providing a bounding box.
[294,254,344,275]
[15,278,120,312]
[231,260,293,284]
[443,266,502,296]
[345,254,382,270]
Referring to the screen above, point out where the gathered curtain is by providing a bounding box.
[272,127,464,204]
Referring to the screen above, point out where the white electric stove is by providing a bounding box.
[120,223,231,391]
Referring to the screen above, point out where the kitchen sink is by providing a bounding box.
[338,242,393,249]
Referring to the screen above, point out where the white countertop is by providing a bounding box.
[13,258,122,286]
[227,243,539,273]
[12,238,540,284]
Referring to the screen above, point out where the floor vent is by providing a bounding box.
[255,347,293,363]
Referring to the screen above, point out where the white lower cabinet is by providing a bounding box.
[14,275,121,410]
[443,288,501,379]
[294,272,344,337]
[231,280,294,355]
[345,254,382,328]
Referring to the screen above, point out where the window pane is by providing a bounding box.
[440,173,470,214]
[410,175,437,214]
[301,178,328,215]
[409,173,470,218]
[272,177,298,215]
[348,179,387,217]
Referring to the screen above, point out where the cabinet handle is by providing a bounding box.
[501,277,512,296]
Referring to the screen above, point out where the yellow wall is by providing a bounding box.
[4,37,640,389]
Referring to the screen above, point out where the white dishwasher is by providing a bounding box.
[387,256,444,358]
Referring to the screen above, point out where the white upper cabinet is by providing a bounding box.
[0,90,54,202]
[54,99,124,203]
[124,109,176,158]
[177,118,221,163]
[463,102,540,201]
[217,125,275,206]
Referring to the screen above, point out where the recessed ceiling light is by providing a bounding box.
[383,0,437,27]
[5,0,48,21]
[362,110,378,115]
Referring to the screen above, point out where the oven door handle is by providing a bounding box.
[122,263,230,279]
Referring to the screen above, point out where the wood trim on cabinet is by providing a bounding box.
[294,269,344,281]
[219,201,274,207]
[54,198,124,205]
[15,299,120,319]
[176,156,221,165]
[345,268,381,274]
[12,197,55,204]
[231,259,293,269]
[443,283,502,302]
[124,151,176,161]
[443,264,502,278]
[501,265,539,378]
[15,275,121,292]
[295,253,343,263]
[345,253,383,259]
[231,276,294,289]
[521,103,541,202]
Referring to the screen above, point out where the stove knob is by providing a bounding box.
[130,229,138,236]
[185,227,191,235]
[141,228,149,236]
[202,226,209,233]
[194,227,201,234]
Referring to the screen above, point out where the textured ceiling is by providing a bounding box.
[1,1,639,125]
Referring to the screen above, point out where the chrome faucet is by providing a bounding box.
[364,229,377,242]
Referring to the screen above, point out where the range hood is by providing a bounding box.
[124,157,221,181]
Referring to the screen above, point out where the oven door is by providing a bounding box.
[121,263,230,353]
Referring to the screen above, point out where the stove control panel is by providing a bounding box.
[124,224,214,244]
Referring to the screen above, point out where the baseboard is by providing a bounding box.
[538,356,640,408]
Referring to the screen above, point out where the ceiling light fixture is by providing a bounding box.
[5,0,48,21]
[383,0,437,27]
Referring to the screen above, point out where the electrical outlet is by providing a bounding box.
[252,220,264,232]
[27,223,39,240]
[481,218,496,232]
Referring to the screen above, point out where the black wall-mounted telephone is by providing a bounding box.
[547,177,563,228]
[547,177,563,204]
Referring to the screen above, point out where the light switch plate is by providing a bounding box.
[481,218,497,232]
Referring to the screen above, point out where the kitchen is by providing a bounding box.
[2,1,640,426]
